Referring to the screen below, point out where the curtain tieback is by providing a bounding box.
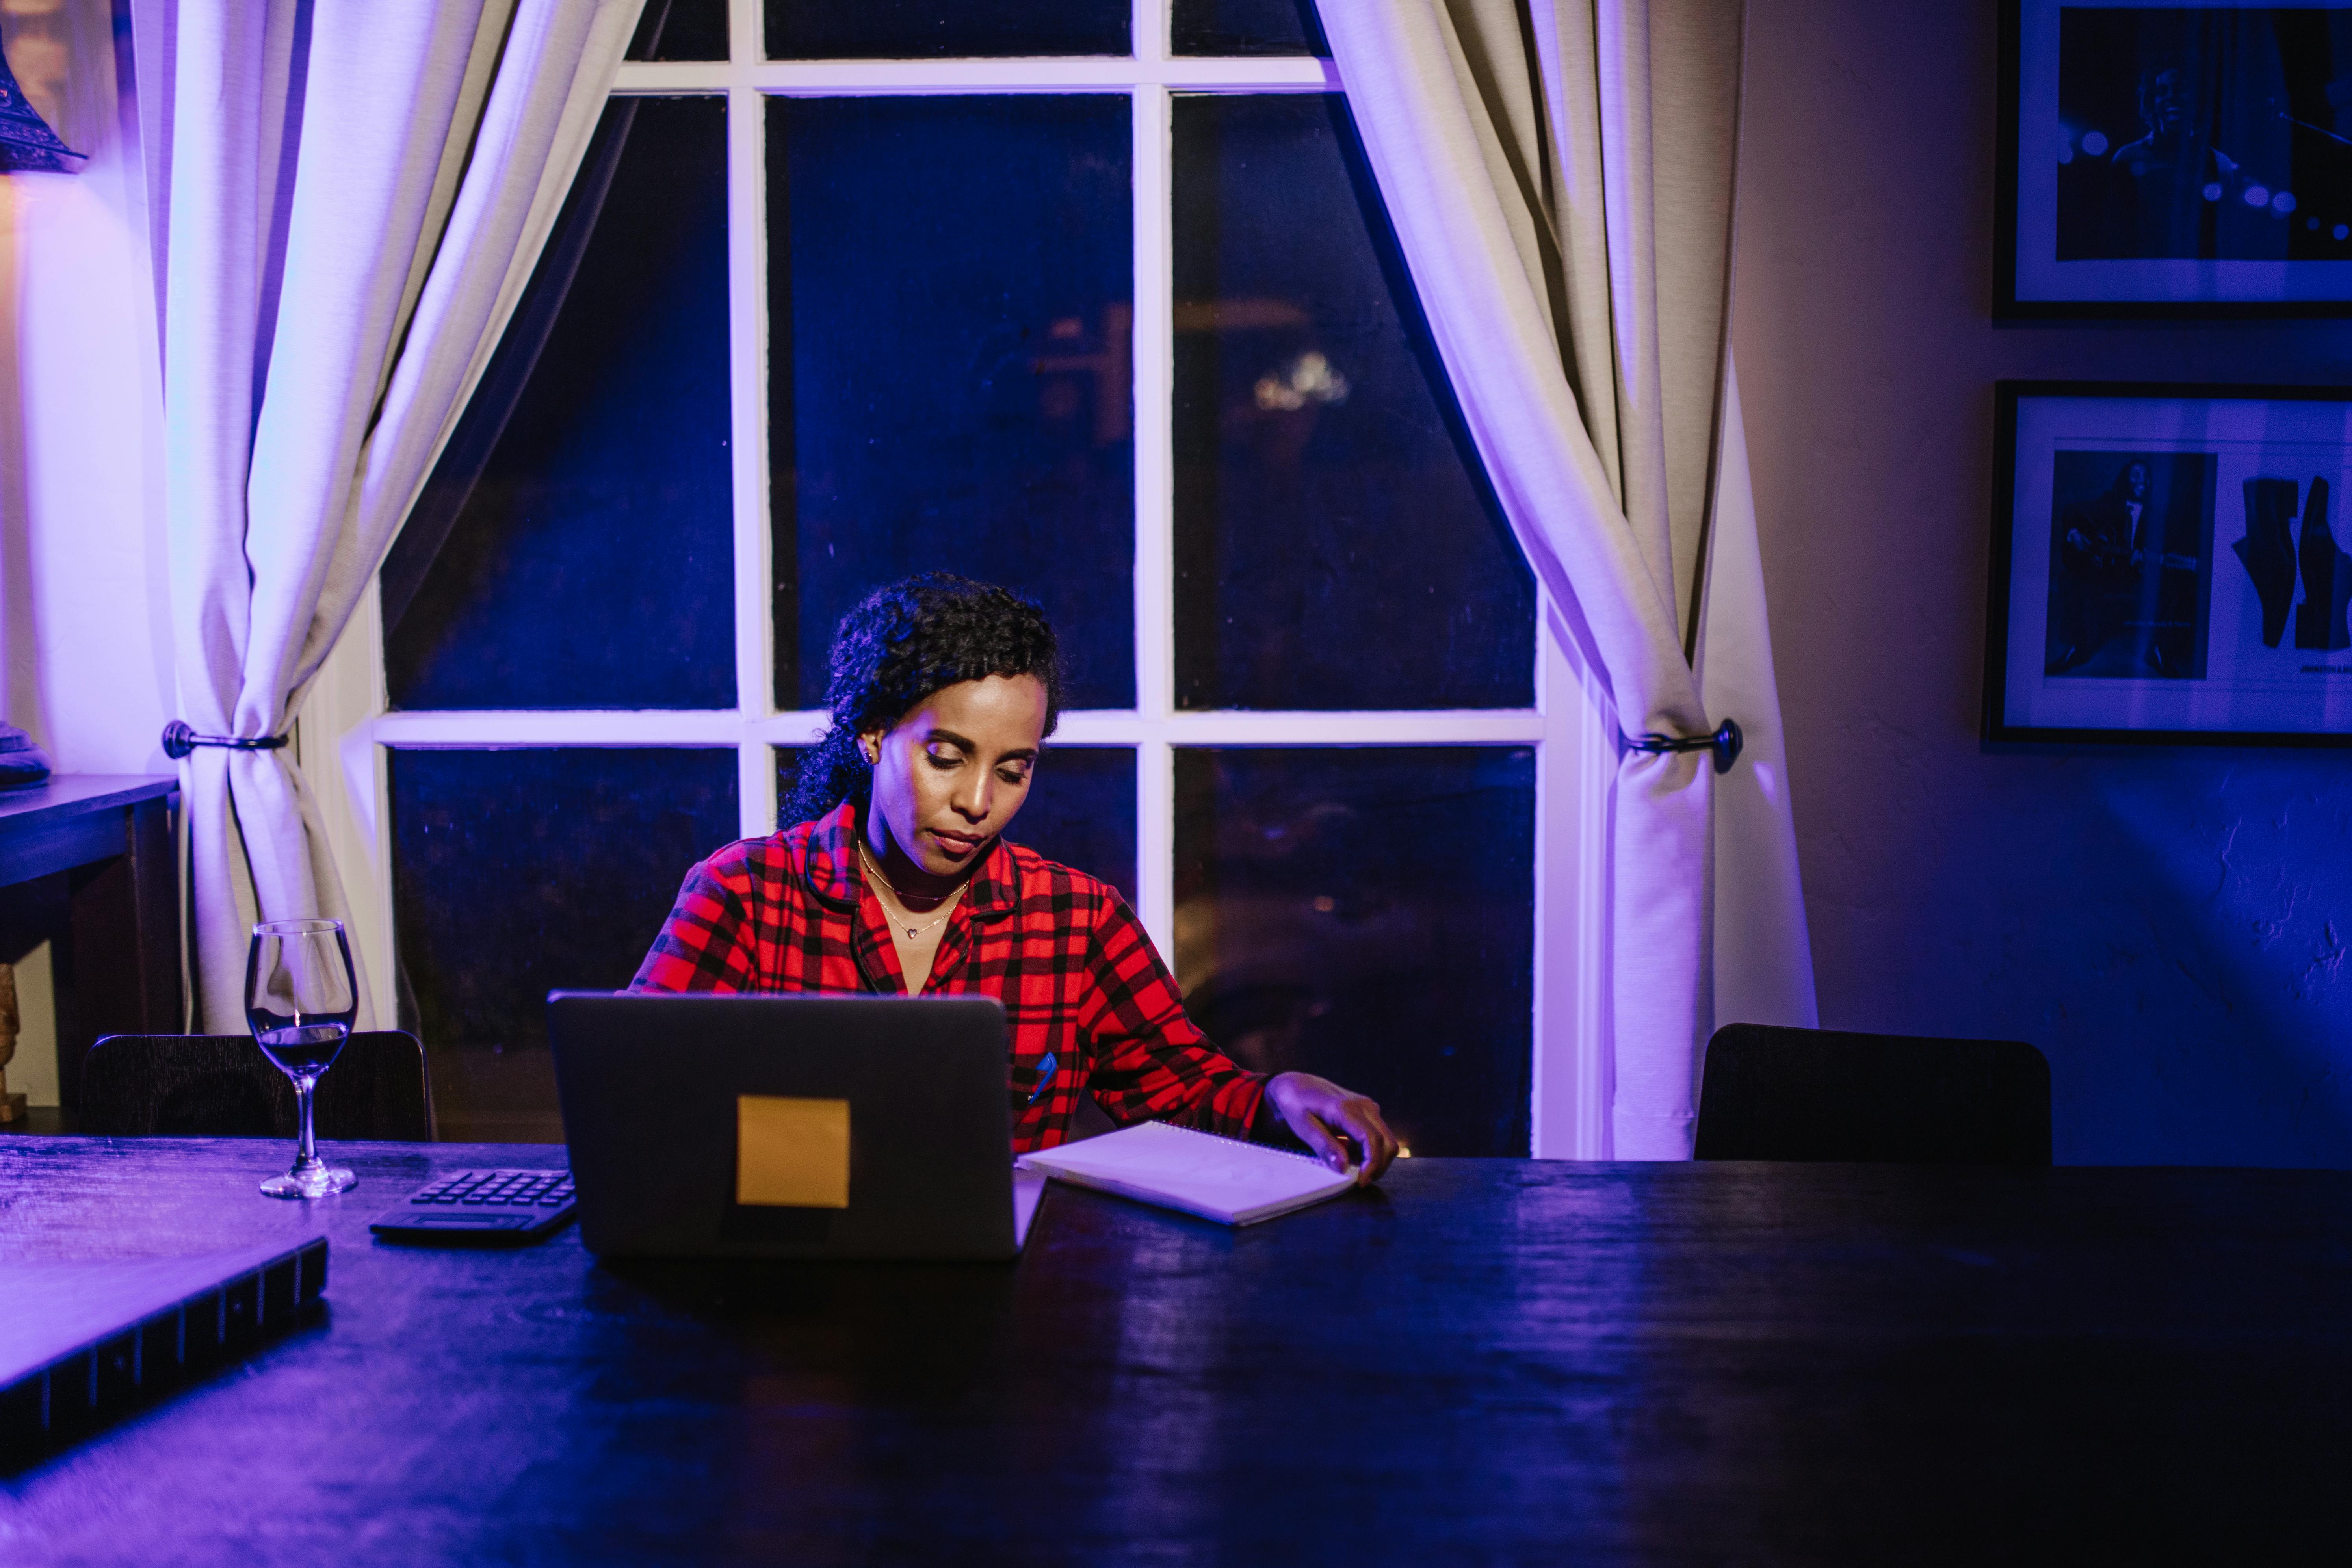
[1621,718,1743,775]
[161,721,291,761]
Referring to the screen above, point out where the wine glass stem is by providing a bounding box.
[294,1075,318,1170]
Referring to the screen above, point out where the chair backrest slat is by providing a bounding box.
[1694,1024,2051,1165]
[80,1033,434,1142]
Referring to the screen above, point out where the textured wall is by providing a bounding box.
[1736,0,2352,1165]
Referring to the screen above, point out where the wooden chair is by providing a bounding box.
[79,1032,435,1141]
[1694,1023,2051,1165]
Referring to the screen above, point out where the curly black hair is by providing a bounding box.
[782,574,1064,829]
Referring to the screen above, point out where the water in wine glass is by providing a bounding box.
[247,918,360,1199]
[252,1021,348,1079]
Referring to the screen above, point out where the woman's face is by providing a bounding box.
[860,674,1049,881]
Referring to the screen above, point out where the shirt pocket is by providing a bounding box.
[1008,1049,1061,1109]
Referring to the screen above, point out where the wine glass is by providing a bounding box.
[246,918,359,1199]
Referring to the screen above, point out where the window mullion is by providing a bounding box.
[611,61,1337,94]
[1133,82,1179,959]
[729,81,776,839]
[1518,604,1614,1159]
[1134,0,1168,65]
[736,0,769,840]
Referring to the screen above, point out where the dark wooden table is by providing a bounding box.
[1,1139,2346,1565]
[0,777,180,1114]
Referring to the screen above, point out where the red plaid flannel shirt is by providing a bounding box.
[630,800,1268,1152]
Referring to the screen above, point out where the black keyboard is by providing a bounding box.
[368,1168,576,1245]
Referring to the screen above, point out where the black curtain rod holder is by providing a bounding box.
[161,721,291,761]
[1621,718,1743,775]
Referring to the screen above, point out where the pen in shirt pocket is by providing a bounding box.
[1026,1051,1058,1104]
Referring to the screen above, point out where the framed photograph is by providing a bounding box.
[1988,383,2352,744]
[1999,0,2352,316]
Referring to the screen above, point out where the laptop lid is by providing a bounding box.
[548,992,1030,1261]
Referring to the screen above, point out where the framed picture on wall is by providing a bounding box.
[1987,382,2352,744]
[1999,0,2352,316]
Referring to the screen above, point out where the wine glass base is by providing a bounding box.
[261,1166,357,1200]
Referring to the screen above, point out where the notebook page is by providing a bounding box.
[1020,1121,1354,1225]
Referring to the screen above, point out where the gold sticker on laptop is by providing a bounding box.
[735,1095,851,1208]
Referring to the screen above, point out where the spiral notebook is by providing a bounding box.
[1018,1120,1356,1226]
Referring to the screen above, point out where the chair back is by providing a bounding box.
[1694,1023,2051,1165]
[80,1032,434,1141]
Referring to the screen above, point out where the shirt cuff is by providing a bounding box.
[1247,1077,1311,1150]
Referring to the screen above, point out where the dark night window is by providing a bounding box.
[383,97,734,712]
[766,1,1129,59]
[627,0,728,61]
[1171,94,1534,710]
[1174,746,1536,1157]
[390,747,740,1141]
[1172,0,1327,58]
[767,95,1135,711]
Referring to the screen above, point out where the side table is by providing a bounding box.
[0,775,180,1117]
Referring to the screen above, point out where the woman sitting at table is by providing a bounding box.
[633,572,1398,1182]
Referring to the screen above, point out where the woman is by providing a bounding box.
[634,573,1399,1181]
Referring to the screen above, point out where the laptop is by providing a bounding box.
[548,992,1047,1261]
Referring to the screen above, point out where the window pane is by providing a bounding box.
[1174,747,1534,1156]
[766,0,1128,59]
[1007,746,1137,901]
[384,97,734,711]
[391,747,739,1142]
[775,744,1137,903]
[1173,0,1327,57]
[627,0,727,60]
[769,96,1134,710]
[1171,94,1535,710]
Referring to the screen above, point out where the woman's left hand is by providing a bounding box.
[1265,1072,1401,1185]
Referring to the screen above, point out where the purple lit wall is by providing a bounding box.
[1738,0,2352,1165]
[0,0,167,781]
[0,2,168,1108]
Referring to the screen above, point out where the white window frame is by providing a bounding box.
[300,0,1616,1157]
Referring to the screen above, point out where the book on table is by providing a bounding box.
[1018,1120,1356,1226]
[0,1237,328,1458]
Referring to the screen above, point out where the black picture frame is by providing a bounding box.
[1986,381,2352,746]
[1997,0,2352,318]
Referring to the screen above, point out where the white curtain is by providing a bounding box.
[134,0,643,1031]
[1319,0,1815,1157]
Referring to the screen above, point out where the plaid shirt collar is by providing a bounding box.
[798,798,1024,924]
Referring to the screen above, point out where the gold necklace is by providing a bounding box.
[859,841,966,941]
